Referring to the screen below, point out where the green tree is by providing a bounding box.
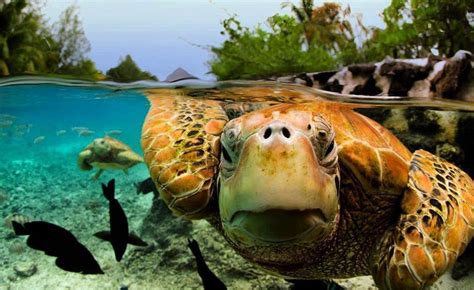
[209,14,337,80]
[0,1,100,79]
[365,0,474,58]
[53,4,100,77]
[283,0,316,45]
[0,0,52,75]
[106,54,158,82]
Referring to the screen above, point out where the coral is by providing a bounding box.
[13,262,37,278]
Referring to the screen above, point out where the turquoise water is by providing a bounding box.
[0,84,147,155]
[0,78,473,289]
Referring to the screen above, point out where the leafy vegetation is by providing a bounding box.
[209,14,337,80]
[106,55,157,83]
[210,0,474,80]
[0,0,151,81]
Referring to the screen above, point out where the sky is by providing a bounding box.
[42,0,391,80]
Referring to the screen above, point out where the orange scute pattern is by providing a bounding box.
[141,92,228,219]
[373,150,474,289]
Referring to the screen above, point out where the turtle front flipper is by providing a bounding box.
[141,93,228,219]
[373,149,474,290]
[78,148,93,170]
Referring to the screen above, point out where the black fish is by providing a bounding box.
[12,221,103,274]
[187,238,227,290]
[135,177,158,195]
[286,279,345,290]
[94,231,148,247]
[102,179,128,261]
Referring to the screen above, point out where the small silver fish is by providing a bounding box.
[105,130,122,137]
[71,126,89,132]
[33,136,45,144]
[56,130,67,136]
[0,114,16,121]
[0,120,13,128]
[78,129,95,137]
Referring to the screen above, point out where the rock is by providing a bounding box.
[140,196,192,241]
[275,50,473,100]
[436,143,463,165]
[404,109,440,135]
[13,262,37,278]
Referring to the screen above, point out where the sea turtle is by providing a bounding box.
[78,136,143,179]
[141,87,474,289]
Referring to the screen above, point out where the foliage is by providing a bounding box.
[0,0,50,75]
[54,5,91,70]
[365,0,474,58]
[106,55,158,82]
[0,0,100,78]
[209,14,338,80]
[210,0,473,80]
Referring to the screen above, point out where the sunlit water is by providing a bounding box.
[0,77,473,289]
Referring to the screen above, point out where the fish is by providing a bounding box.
[187,238,227,290]
[33,136,45,144]
[0,120,13,128]
[71,126,89,132]
[105,130,122,137]
[12,221,103,274]
[100,179,129,261]
[285,279,344,290]
[0,114,16,121]
[134,177,158,195]
[56,130,67,136]
[94,231,148,247]
[78,129,95,137]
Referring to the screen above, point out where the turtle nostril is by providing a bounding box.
[281,127,291,138]
[263,128,272,139]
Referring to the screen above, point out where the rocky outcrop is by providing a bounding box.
[276,50,473,101]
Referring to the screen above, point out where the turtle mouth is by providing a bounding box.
[228,209,329,244]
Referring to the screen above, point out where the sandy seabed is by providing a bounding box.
[0,148,472,290]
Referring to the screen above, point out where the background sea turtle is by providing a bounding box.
[141,87,474,289]
[78,136,143,179]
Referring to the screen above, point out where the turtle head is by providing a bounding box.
[218,107,340,258]
[92,137,111,157]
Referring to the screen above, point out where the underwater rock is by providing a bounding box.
[0,281,10,290]
[141,196,192,240]
[404,109,441,135]
[355,108,392,124]
[13,262,37,278]
[451,242,474,280]
[456,113,474,177]
[436,143,464,165]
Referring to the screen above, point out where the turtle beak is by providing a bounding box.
[219,121,338,245]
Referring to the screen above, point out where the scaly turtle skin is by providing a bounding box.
[78,136,143,179]
[141,86,474,289]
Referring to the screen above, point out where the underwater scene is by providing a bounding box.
[0,78,473,290]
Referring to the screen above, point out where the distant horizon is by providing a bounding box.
[42,0,390,80]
